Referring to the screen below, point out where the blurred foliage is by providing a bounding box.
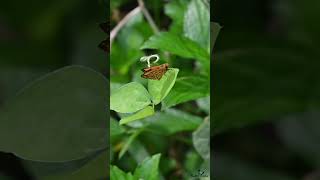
[213,0,320,179]
[0,0,108,179]
[110,0,212,179]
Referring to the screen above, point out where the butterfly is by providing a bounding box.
[141,63,169,80]
[98,22,110,52]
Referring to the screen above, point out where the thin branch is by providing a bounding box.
[137,0,160,34]
[110,7,141,49]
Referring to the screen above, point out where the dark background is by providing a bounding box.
[212,0,320,179]
[0,0,107,179]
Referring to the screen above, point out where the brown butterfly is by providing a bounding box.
[141,63,169,80]
[98,22,110,52]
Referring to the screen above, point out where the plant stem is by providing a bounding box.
[137,0,160,34]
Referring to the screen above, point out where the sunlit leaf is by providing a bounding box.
[111,82,151,113]
[148,68,179,105]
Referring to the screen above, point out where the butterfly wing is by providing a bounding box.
[98,39,109,52]
[142,67,166,80]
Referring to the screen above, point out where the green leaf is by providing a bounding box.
[197,96,210,114]
[0,66,108,162]
[164,0,188,34]
[184,0,210,48]
[119,106,155,125]
[110,165,134,180]
[141,32,210,64]
[148,68,179,105]
[193,118,210,160]
[210,22,222,51]
[111,118,125,143]
[111,82,151,113]
[144,109,203,135]
[23,150,103,177]
[41,151,108,180]
[133,154,161,180]
[118,129,143,159]
[162,76,209,109]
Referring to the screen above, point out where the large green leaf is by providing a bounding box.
[110,165,134,180]
[140,32,210,64]
[184,0,210,49]
[119,106,154,125]
[133,154,161,180]
[193,118,210,160]
[41,151,108,180]
[143,109,203,135]
[148,68,179,105]
[162,76,209,109]
[111,82,151,113]
[0,66,108,162]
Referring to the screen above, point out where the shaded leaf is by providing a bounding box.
[42,151,108,180]
[0,66,108,162]
[193,118,210,160]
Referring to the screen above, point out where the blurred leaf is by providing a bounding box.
[0,173,14,180]
[193,118,210,160]
[164,0,188,34]
[0,66,108,162]
[197,96,210,114]
[144,109,202,135]
[111,118,125,143]
[148,68,179,105]
[24,149,104,178]
[110,165,134,180]
[184,0,210,49]
[162,76,209,109]
[42,151,108,180]
[119,129,143,159]
[210,22,222,51]
[276,111,320,166]
[128,140,150,164]
[133,154,161,180]
[111,13,152,76]
[120,106,154,125]
[141,32,210,65]
[212,48,320,134]
[213,153,297,180]
[111,82,151,113]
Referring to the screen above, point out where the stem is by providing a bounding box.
[137,0,160,34]
[110,7,141,50]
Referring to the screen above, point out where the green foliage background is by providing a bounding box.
[110,0,212,179]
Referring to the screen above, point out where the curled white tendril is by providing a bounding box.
[140,54,159,67]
